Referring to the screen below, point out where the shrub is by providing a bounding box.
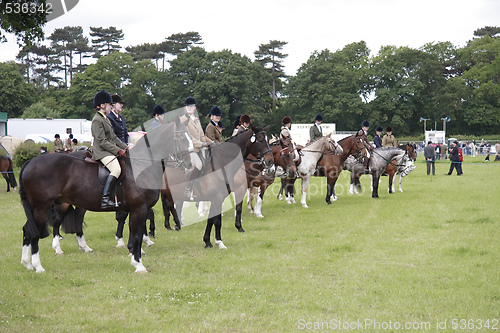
[13,141,41,168]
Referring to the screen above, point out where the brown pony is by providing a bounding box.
[233,135,296,225]
[19,118,190,273]
[314,133,371,204]
[0,155,17,192]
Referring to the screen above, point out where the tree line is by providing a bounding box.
[1,25,499,138]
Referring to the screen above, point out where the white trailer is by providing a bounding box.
[7,118,93,143]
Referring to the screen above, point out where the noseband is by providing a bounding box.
[245,131,272,169]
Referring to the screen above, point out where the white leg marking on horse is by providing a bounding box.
[32,252,45,273]
[52,235,63,255]
[77,235,93,252]
[301,192,308,208]
[131,257,147,274]
[255,196,264,218]
[399,174,404,192]
[215,239,227,249]
[21,245,33,270]
[115,236,126,248]
[142,235,155,247]
[349,183,354,194]
[277,193,283,201]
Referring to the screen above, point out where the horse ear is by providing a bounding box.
[262,125,270,132]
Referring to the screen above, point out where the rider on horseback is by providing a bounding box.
[358,120,372,172]
[91,90,129,209]
[181,96,211,200]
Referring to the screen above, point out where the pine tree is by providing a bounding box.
[90,26,124,57]
[254,40,288,107]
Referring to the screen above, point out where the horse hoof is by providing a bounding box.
[80,246,93,253]
[256,214,264,218]
[238,228,245,233]
[205,243,213,248]
[175,226,181,231]
[165,225,172,230]
[215,240,227,250]
[326,201,332,205]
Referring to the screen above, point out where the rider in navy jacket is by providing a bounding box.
[107,94,129,144]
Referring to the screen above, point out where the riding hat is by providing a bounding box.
[209,106,222,116]
[54,134,60,139]
[240,114,251,124]
[361,120,370,128]
[385,126,393,132]
[152,104,165,116]
[376,126,383,132]
[315,114,323,122]
[93,90,113,108]
[282,116,292,125]
[111,94,125,104]
[184,96,197,106]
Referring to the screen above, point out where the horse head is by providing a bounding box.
[326,134,343,154]
[354,131,371,160]
[278,136,297,178]
[405,143,416,161]
[249,125,274,173]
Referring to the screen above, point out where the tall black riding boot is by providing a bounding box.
[101,175,118,209]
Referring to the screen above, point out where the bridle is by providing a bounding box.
[245,131,273,171]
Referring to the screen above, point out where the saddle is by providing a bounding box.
[84,150,123,203]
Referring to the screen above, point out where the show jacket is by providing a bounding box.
[205,120,222,143]
[309,124,322,142]
[106,111,129,144]
[91,111,128,160]
[382,134,397,147]
[180,113,207,153]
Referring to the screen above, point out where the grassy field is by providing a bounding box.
[0,155,498,332]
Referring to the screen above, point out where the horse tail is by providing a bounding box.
[19,160,49,239]
[60,206,85,234]
[7,157,17,188]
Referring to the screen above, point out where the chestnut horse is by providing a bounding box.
[313,133,371,204]
[0,155,17,192]
[278,135,344,208]
[231,136,296,226]
[385,143,417,193]
[19,118,191,273]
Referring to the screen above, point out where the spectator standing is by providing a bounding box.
[424,141,436,175]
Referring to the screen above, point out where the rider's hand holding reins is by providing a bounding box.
[118,149,127,157]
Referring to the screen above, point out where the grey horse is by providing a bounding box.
[344,147,414,198]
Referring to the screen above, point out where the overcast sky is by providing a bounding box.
[1,0,499,75]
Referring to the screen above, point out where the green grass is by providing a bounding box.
[0,155,499,332]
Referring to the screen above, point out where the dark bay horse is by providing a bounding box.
[161,125,274,249]
[313,133,371,204]
[0,155,17,192]
[19,118,191,273]
[232,136,296,227]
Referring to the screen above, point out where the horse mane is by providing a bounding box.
[302,136,326,150]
